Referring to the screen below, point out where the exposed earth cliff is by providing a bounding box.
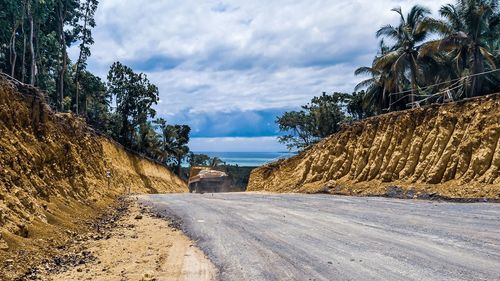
[248,94,499,199]
[0,74,186,274]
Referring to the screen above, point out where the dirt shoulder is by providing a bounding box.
[4,197,217,281]
[47,197,217,281]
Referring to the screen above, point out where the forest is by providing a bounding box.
[277,0,499,150]
[0,0,191,174]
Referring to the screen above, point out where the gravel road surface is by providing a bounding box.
[139,193,500,281]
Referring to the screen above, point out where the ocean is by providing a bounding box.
[195,151,296,167]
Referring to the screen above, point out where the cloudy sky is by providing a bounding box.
[70,0,449,152]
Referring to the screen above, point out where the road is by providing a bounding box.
[138,193,500,281]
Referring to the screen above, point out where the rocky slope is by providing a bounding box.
[248,94,499,199]
[0,74,186,270]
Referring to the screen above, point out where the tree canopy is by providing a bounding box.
[277,92,372,150]
[0,1,192,175]
[280,0,499,151]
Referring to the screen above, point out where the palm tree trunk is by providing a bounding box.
[470,47,483,97]
[383,86,389,111]
[410,56,418,105]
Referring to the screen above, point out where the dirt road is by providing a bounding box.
[139,193,500,281]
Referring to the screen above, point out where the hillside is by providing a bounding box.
[248,94,500,199]
[0,74,187,272]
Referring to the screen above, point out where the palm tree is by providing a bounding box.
[374,5,436,105]
[421,0,499,97]
[354,40,397,112]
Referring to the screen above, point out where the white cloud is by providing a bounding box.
[71,0,451,140]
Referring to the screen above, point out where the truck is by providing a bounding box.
[188,166,232,193]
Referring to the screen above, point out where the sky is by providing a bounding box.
[69,0,450,152]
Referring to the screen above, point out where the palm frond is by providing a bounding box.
[391,7,405,23]
[407,5,431,28]
[480,46,497,68]
[418,40,442,58]
[439,32,471,51]
[374,49,403,70]
[439,4,463,30]
[390,52,408,83]
[354,78,376,91]
[376,24,399,40]
[354,66,377,76]
[417,18,451,35]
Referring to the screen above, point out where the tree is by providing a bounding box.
[421,0,499,97]
[136,121,162,157]
[27,0,35,85]
[346,91,375,120]
[277,92,350,151]
[74,0,98,114]
[188,153,213,167]
[354,40,401,112]
[161,124,191,176]
[277,111,316,150]
[2,0,23,77]
[375,5,435,105]
[107,61,159,147]
[306,92,350,138]
[79,70,110,130]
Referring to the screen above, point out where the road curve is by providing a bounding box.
[138,193,500,281]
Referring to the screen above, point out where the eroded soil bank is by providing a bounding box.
[249,94,500,199]
[0,74,187,278]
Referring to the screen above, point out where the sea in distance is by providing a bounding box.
[194,151,296,167]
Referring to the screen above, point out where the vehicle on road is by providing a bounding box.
[188,166,232,193]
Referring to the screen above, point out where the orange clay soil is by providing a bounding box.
[0,74,187,279]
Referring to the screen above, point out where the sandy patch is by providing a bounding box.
[46,199,217,281]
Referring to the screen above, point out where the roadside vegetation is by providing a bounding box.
[0,0,191,175]
[277,0,499,150]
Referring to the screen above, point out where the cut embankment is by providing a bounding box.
[0,74,187,277]
[248,94,500,199]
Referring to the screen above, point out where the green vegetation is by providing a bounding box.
[278,0,499,150]
[277,92,374,150]
[0,0,191,175]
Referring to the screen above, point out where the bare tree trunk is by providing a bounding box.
[58,0,67,112]
[21,10,26,83]
[84,95,88,118]
[28,1,35,85]
[9,24,18,77]
[176,155,182,176]
[75,81,79,114]
[75,0,92,116]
